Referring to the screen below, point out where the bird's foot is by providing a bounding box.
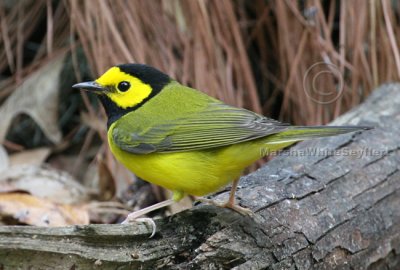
[120,198,175,238]
[195,197,254,216]
[121,215,157,238]
[221,201,254,216]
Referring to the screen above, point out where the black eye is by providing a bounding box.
[117,81,130,92]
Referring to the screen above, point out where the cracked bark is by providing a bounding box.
[1,84,400,269]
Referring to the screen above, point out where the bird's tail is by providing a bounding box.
[264,126,372,144]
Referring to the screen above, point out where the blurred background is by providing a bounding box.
[0,0,399,226]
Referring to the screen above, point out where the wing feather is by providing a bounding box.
[112,102,289,154]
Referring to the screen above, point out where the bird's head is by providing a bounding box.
[73,64,171,125]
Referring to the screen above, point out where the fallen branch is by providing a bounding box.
[1,84,399,269]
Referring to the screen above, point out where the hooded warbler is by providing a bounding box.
[73,64,371,219]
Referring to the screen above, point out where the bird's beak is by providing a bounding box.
[72,81,105,92]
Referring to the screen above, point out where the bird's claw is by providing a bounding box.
[195,197,254,216]
[222,202,254,216]
[122,216,157,238]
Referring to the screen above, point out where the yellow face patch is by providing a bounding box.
[96,67,152,109]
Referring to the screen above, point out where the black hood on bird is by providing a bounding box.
[118,63,171,94]
[100,64,171,129]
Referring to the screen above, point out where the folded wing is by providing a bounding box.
[112,102,289,154]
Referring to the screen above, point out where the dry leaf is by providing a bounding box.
[9,147,51,166]
[81,111,106,136]
[83,155,116,201]
[0,165,89,204]
[0,193,89,226]
[96,156,116,201]
[0,56,64,144]
[0,145,9,173]
[49,155,85,179]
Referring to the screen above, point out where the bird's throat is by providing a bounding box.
[98,95,133,129]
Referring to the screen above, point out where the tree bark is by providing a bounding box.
[1,84,400,269]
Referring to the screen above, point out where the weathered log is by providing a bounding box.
[0,84,399,269]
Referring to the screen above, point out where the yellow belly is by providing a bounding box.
[109,139,246,197]
[108,132,295,199]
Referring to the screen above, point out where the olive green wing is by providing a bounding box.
[111,102,289,154]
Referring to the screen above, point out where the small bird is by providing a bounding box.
[73,64,370,221]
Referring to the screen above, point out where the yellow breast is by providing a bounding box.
[108,127,296,198]
[108,138,233,196]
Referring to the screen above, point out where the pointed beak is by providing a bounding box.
[72,81,105,92]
